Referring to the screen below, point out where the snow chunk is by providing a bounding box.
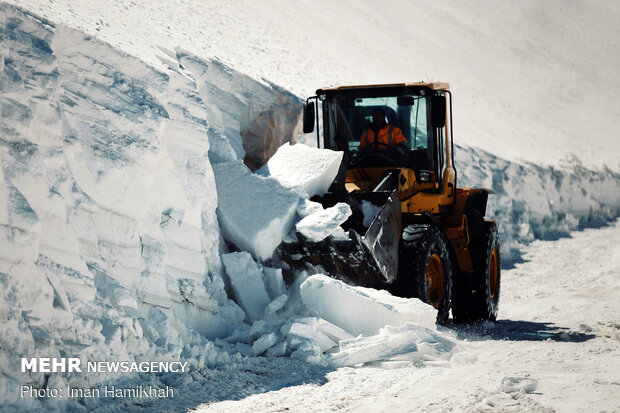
[251,333,279,355]
[328,323,457,367]
[300,274,437,336]
[235,342,252,357]
[296,199,324,217]
[262,266,287,299]
[221,252,271,322]
[213,161,299,260]
[265,341,287,357]
[257,143,343,197]
[265,294,288,315]
[361,200,382,228]
[249,319,284,339]
[280,317,339,353]
[501,377,539,393]
[295,203,352,242]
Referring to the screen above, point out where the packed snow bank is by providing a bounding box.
[213,161,299,261]
[257,143,343,197]
[456,145,620,265]
[300,274,437,336]
[0,5,249,407]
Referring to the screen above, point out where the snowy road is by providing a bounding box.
[192,221,620,412]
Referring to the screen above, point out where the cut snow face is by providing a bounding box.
[177,55,304,169]
[0,7,255,408]
[257,143,344,198]
[213,161,299,261]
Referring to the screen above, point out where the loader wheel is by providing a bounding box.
[397,224,453,325]
[452,221,501,322]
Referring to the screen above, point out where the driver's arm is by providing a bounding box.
[394,128,409,158]
[359,129,369,149]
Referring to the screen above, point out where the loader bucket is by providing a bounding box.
[277,190,401,285]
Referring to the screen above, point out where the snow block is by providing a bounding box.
[280,317,338,353]
[221,252,271,322]
[213,161,299,261]
[265,294,288,314]
[251,333,279,355]
[300,274,437,336]
[257,143,343,197]
[316,319,355,343]
[327,323,457,367]
[266,341,287,357]
[262,266,287,299]
[249,319,284,339]
[295,202,352,242]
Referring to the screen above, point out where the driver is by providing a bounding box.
[360,108,408,158]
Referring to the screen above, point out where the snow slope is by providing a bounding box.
[9,0,620,169]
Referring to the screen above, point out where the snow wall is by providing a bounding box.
[0,4,304,408]
[1,3,619,411]
[456,146,620,265]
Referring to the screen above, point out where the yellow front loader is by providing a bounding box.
[278,83,500,324]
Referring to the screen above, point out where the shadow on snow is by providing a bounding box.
[449,319,596,343]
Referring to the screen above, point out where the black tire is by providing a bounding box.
[452,221,501,322]
[395,224,453,325]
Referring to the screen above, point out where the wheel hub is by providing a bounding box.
[489,248,499,301]
[425,253,445,308]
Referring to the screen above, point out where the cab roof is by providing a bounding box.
[316,82,450,96]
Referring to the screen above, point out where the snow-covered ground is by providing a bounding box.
[177,221,620,412]
[1,1,620,412]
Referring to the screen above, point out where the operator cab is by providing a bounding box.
[304,84,450,190]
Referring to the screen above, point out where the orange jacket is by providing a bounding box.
[360,124,407,150]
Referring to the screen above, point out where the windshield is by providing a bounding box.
[322,93,433,170]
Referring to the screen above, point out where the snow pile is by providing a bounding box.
[1,2,618,412]
[212,161,299,261]
[257,142,343,197]
[207,262,456,369]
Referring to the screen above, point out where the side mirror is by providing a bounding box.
[431,95,446,128]
[303,101,316,134]
[397,96,415,106]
